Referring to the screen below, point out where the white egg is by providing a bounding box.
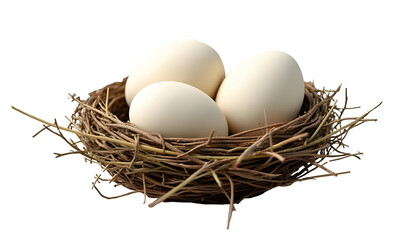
[125,39,225,106]
[129,81,228,138]
[215,50,304,134]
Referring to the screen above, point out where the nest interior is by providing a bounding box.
[60,77,375,207]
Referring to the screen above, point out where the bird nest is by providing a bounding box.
[13,77,379,228]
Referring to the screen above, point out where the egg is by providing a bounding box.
[215,50,304,134]
[125,39,225,106]
[129,81,228,138]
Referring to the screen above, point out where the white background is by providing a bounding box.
[1,0,398,239]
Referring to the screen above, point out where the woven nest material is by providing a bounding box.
[12,77,379,228]
[60,78,377,208]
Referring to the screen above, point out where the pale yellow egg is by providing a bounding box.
[129,81,228,138]
[216,51,304,134]
[125,39,225,106]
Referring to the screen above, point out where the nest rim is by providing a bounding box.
[68,78,359,205]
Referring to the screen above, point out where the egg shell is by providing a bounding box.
[129,81,228,138]
[215,50,305,134]
[125,39,225,106]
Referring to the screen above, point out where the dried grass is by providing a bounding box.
[12,77,380,228]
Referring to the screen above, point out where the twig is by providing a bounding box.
[148,161,218,207]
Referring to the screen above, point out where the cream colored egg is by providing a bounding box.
[125,39,225,106]
[129,81,228,138]
[215,50,304,134]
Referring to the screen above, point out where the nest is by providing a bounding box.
[12,77,379,228]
